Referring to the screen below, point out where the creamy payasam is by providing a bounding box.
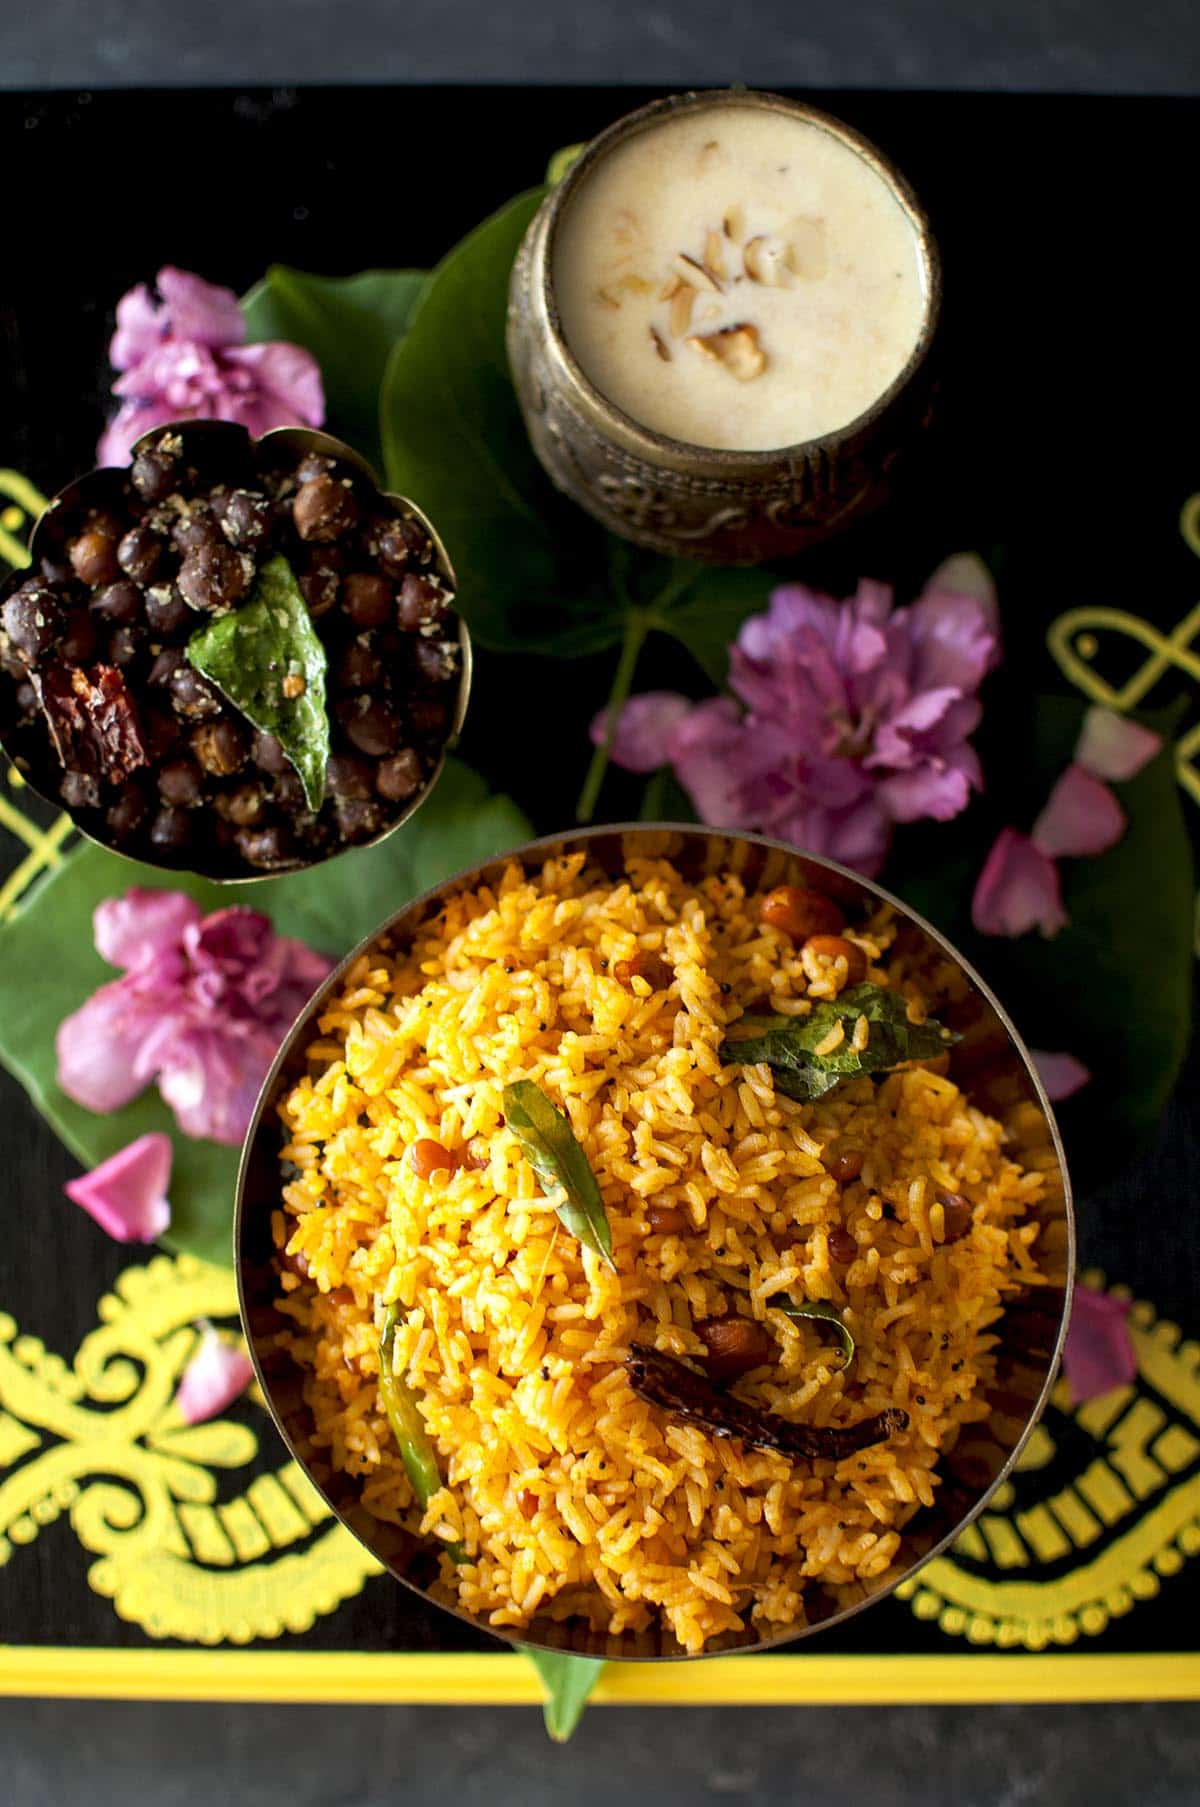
[553,106,928,452]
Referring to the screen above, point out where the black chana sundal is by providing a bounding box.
[0,432,461,876]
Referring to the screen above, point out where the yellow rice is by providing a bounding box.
[273,852,1045,1653]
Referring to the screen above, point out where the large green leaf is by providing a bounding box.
[654,563,773,686]
[889,699,1192,1179]
[0,759,530,1267]
[242,265,427,474]
[378,191,773,674]
[524,1649,606,1742]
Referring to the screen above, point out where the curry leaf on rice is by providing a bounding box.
[501,1080,615,1270]
[378,1304,465,1564]
[777,1297,856,1370]
[720,982,957,1102]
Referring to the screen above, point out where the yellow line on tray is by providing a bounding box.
[0,811,72,917]
[1,1648,1200,1705]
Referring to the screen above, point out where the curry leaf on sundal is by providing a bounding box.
[501,1080,615,1270]
[185,554,330,810]
[720,982,957,1103]
[777,1297,856,1371]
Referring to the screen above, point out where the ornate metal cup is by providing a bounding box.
[508,90,941,565]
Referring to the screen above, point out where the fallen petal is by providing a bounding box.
[922,552,1001,649]
[1032,764,1125,858]
[1031,1050,1091,1101]
[591,691,693,773]
[971,828,1067,937]
[64,1132,172,1243]
[175,1325,255,1425]
[1063,1283,1137,1404]
[1075,706,1163,782]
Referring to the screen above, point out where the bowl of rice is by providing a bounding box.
[235,825,1073,1659]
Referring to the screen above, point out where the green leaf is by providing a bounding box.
[721,983,957,1102]
[381,188,612,656]
[0,758,530,1268]
[186,555,330,810]
[524,1649,606,1742]
[545,142,585,185]
[639,766,698,824]
[501,1080,615,1269]
[653,563,773,686]
[777,1297,855,1370]
[241,265,427,473]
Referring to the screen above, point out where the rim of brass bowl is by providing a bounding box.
[235,823,1074,1663]
[0,418,473,886]
[536,87,943,473]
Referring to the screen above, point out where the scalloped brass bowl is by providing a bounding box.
[0,419,472,884]
[235,825,1074,1660]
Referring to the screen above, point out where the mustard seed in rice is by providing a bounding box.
[273,853,1046,1653]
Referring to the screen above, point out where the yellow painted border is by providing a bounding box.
[0,1648,1198,1705]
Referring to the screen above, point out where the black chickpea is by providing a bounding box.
[91,580,143,626]
[117,525,163,585]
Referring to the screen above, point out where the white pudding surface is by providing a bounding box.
[553,106,928,452]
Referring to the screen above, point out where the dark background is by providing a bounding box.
[2,4,1200,1802]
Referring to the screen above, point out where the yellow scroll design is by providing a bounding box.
[1047,493,1200,809]
[0,471,43,572]
[900,1274,1200,1648]
[0,1252,380,1644]
[0,475,72,917]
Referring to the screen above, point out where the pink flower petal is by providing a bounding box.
[64,1133,172,1243]
[670,696,755,827]
[94,888,203,971]
[1032,765,1125,858]
[1074,707,1162,782]
[1062,1284,1137,1405]
[96,398,177,468]
[971,828,1067,937]
[591,691,693,774]
[223,342,325,429]
[58,886,332,1145]
[156,266,246,347]
[109,282,165,373]
[775,793,892,877]
[1031,1050,1092,1101]
[175,1326,254,1424]
[56,980,170,1113]
[921,553,1001,651]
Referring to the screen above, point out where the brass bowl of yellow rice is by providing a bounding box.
[235,825,1074,1660]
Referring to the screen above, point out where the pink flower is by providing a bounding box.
[56,888,332,1145]
[1062,1283,1137,1404]
[1075,707,1162,782]
[97,267,324,467]
[175,1324,254,1424]
[64,1132,172,1243]
[1032,765,1125,858]
[593,559,999,875]
[1030,1050,1091,1101]
[971,828,1067,937]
